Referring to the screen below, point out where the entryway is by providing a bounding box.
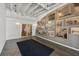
[21,24,32,38]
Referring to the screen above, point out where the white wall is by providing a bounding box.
[32,23,37,36]
[6,18,22,40]
[0,4,6,54]
[6,17,37,40]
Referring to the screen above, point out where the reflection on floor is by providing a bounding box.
[0,36,79,56]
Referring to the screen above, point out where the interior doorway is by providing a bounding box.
[21,24,32,37]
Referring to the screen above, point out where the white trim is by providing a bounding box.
[32,8,43,15]
[36,35,79,52]
[34,9,47,17]
[37,3,48,10]
[6,15,36,21]
[24,4,32,13]
[28,5,39,14]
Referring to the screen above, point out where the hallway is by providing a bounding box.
[1,36,79,56]
[0,3,79,56]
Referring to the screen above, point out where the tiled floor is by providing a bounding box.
[0,36,79,56]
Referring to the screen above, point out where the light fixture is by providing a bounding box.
[58,12,62,17]
[48,21,52,24]
[16,22,21,25]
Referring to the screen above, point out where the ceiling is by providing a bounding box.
[5,3,61,18]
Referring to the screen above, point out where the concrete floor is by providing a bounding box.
[0,36,79,56]
[0,37,31,56]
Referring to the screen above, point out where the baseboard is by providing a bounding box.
[36,35,79,52]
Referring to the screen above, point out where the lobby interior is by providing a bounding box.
[0,3,79,56]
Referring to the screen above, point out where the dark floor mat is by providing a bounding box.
[17,39,54,56]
